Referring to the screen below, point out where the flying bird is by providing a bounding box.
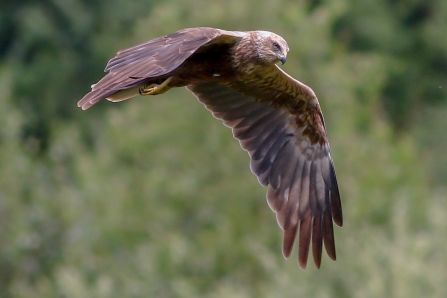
[78,27,343,269]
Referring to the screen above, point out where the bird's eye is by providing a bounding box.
[273,42,281,51]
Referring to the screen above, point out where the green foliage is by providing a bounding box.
[1,0,447,297]
[332,0,447,130]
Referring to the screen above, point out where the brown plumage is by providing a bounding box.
[78,27,343,269]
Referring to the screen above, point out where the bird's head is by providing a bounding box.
[253,31,289,65]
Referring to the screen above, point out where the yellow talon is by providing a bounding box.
[139,77,173,96]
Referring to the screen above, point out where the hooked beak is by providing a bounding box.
[278,51,287,65]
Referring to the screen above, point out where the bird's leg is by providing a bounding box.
[139,77,173,96]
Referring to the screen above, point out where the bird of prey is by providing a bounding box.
[78,27,343,269]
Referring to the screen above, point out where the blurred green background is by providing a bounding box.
[1,0,447,297]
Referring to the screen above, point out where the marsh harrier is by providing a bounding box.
[78,27,343,269]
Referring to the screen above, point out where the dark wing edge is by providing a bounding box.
[187,81,342,269]
[78,27,244,110]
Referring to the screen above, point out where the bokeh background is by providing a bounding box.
[1,0,447,297]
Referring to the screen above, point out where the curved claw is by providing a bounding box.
[139,77,173,96]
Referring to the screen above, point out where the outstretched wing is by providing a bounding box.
[187,69,342,269]
[78,27,244,110]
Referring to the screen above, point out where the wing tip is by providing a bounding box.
[77,96,95,110]
[282,224,298,259]
[323,208,337,261]
[298,213,312,270]
[77,100,89,110]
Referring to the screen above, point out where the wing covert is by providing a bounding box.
[78,27,243,110]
